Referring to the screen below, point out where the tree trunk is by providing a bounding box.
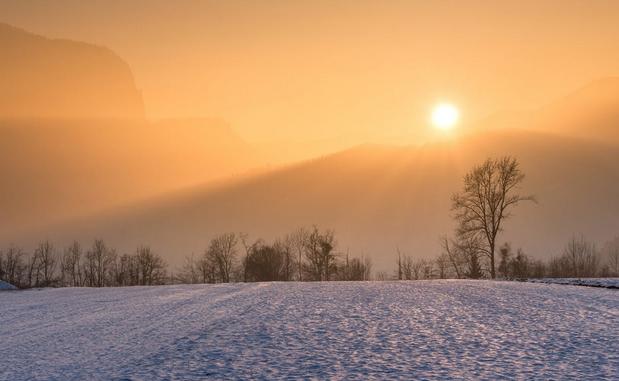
[490,241,496,279]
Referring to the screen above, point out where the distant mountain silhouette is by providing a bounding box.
[0,23,144,118]
[0,24,264,236]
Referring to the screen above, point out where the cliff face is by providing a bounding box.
[0,23,144,119]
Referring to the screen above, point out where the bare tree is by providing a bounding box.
[451,157,535,278]
[440,237,464,279]
[440,235,485,279]
[397,248,403,280]
[84,239,114,287]
[30,240,58,287]
[206,233,238,283]
[274,238,294,281]
[304,227,337,281]
[563,235,599,278]
[459,234,484,279]
[401,256,413,279]
[196,252,216,283]
[61,241,83,287]
[115,253,135,286]
[240,233,262,282]
[178,254,201,284]
[287,227,308,281]
[421,259,434,279]
[411,260,423,280]
[339,252,372,281]
[435,252,449,279]
[603,237,619,276]
[396,249,431,280]
[1,246,26,287]
[135,246,166,285]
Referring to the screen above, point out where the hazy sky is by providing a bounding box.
[2,0,619,142]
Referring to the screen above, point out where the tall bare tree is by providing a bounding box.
[274,238,294,281]
[84,239,113,287]
[178,254,201,284]
[603,237,619,276]
[207,232,238,283]
[451,157,534,278]
[61,241,83,287]
[397,248,403,280]
[440,237,464,279]
[339,253,372,281]
[435,252,449,279]
[135,246,167,285]
[240,233,262,282]
[563,235,599,278]
[304,227,337,281]
[287,227,308,281]
[1,246,25,287]
[31,240,58,287]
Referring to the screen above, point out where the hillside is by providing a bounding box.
[530,77,619,144]
[11,126,619,272]
[0,23,144,119]
[0,118,261,235]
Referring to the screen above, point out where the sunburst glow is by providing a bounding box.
[431,103,459,130]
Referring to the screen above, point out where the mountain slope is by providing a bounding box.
[12,127,619,272]
[0,23,144,118]
[530,77,619,143]
[0,118,261,235]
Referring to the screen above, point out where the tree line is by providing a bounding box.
[395,234,619,281]
[0,226,372,289]
[3,156,618,288]
[0,240,167,288]
[176,226,371,284]
[398,156,619,280]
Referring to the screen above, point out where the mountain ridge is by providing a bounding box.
[0,22,144,119]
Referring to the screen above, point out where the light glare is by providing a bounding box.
[431,103,459,130]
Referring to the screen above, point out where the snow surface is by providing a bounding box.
[1,281,617,380]
[527,277,619,289]
[0,279,17,290]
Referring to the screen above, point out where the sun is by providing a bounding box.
[431,103,459,130]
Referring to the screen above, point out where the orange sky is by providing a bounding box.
[2,0,619,143]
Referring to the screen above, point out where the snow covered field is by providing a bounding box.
[1,281,617,380]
